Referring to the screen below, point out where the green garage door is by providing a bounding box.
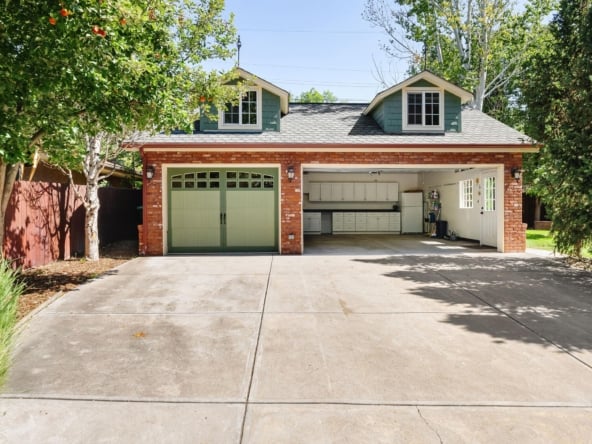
[168,168,278,253]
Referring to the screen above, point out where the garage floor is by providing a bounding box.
[304,233,497,255]
[2,240,592,442]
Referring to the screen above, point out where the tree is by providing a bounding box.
[296,88,338,103]
[1,0,238,259]
[521,0,592,257]
[362,0,556,112]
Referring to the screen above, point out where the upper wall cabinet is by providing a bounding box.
[309,182,399,202]
[363,71,473,135]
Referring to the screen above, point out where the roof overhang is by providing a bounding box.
[237,67,290,115]
[136,142,540,154]
[363,71,474,116]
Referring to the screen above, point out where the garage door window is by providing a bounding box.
[171,172,220,189]
[226,171,275,190]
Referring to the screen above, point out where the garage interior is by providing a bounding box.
[302,165,502,252]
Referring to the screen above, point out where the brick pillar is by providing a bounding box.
[280,161,302,254]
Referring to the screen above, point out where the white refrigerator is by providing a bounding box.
[401,192,424,233]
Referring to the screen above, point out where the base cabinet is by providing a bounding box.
[332,212,400,233]
[304,212,322,233]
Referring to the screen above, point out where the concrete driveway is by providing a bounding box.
[2,237,592,443]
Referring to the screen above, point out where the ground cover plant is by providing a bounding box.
[0,259,25,387]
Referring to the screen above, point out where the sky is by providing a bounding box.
[208,0,409,103]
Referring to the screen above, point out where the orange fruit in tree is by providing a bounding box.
[60,8,69,17]
[120,18,127,26]
[49,17,57,25]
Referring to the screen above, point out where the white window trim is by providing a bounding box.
[459,179,474,209]
[402,87,444,132]
[218,87,263,131]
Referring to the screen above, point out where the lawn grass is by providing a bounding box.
[526,229,592,258]
[526,229,555,251]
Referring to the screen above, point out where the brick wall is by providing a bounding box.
[141,150,526,255]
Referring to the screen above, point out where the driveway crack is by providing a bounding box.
[416,406,444,444]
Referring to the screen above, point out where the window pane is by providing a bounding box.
[227,172,237,179]
[252,181,261,188]
[264,181,274,189]
[184,181,195,189]
[172,181,182,189]
[408,93,422,125]
[459,179,473,209]
[197,172,207,179]
[424,92,440,127]
[223,103,239,124]
[210,172,219,179]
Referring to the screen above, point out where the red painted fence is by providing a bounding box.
[3,181,141,269]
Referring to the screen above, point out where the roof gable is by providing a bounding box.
[236,67,290,115]
[363,71,474,116]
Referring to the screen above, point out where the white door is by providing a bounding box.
[480,171,497,247]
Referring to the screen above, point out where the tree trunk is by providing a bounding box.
[84,180,100,261]
[0,162,20,256]
[83,136,103,261]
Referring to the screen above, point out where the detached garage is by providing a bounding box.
[133,68,537,255]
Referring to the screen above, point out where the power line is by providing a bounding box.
[246,63,373,73]
[239,27,383,35]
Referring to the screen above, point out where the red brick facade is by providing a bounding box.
[139,149,526,255]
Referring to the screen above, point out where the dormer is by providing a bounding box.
[363,71,473,134]
[200,68,289,133]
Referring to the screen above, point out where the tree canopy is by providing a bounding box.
[521,0,592,256]
[363,0,556,113]
[0,0,238,256]
[295,88,338,103]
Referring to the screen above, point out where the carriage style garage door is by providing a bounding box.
[168,168,278,253]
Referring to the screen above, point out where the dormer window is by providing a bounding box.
[219,88,262,130]
[403,88,444,132]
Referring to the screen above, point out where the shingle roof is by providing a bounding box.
[136,103,534,148]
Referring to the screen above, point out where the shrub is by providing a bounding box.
[0,259,24,387]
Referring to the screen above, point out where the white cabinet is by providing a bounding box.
[353,183,366,201]
[332,212,344,231]
[355,212,367,230]
[303,212,322,233]
[376,182,399,201]
[341,183,354,201]
[343,212,356,231]
[309,182,399,202]
[332,212,401,233]
[331,183,344,201]
[366,213,380,231]
[309,183,321,201]
[364,183,377,201]
[388,212,401,231]
[320,183,332,201]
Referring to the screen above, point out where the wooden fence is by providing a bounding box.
[3,181,141,269]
